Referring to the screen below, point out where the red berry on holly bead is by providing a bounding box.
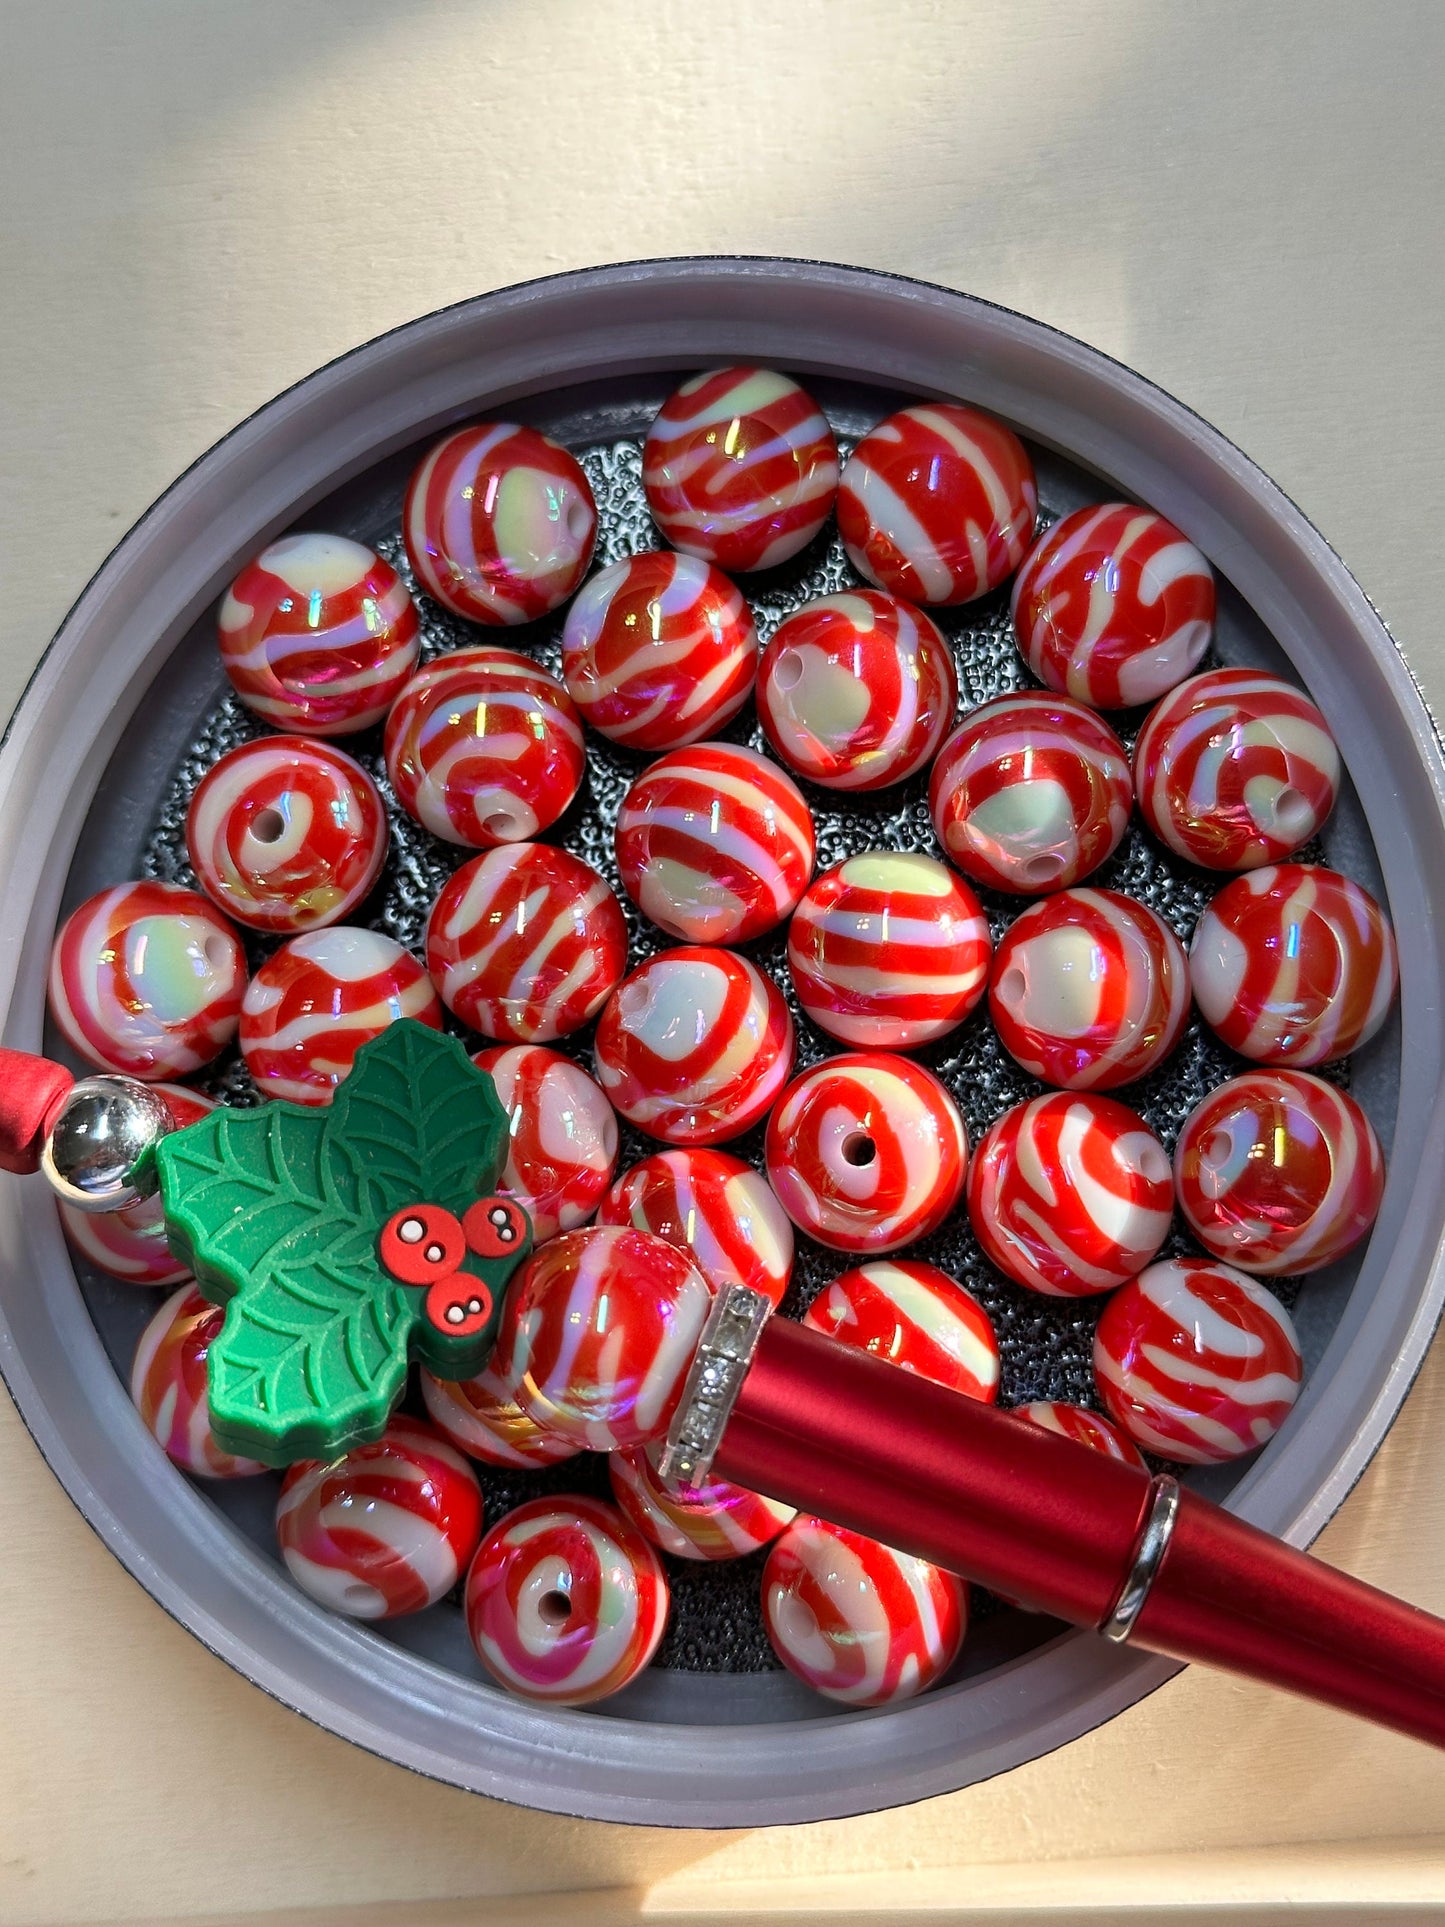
[378,1204,467,1285]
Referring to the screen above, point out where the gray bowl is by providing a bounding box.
[2,259,1442,1827]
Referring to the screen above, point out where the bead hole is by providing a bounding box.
[1017,852,1066,888]
[841,1132,877,1168]
[566,501,591,543]
[203,935,231,970]
[538,1588,572,1626]
[995,965,1027,1017]
[773,648,805,693]
[1272,786,1313,839]
[482,808,522,841]
[252,807,286,844]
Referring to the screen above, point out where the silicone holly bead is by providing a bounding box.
[1174,1069,1385,1275]
[803,1259,1000,1402]
[614,742,815,945]
[765,1052,968,1253]
[838,403,1037,606]
[989,889,1190,1091]
[219,533,420,735]
[1011,504,1215,709]
[130,1285,266,1478]
[276,1414,483,1618]
[1094,1257,1303,1463]
[610,1443,796,1561]
[1012,1400,1146,1468]
[49,881,247,1080]
[403,423,597,625]
[966,1093,1173,1297]
[762,1515,967,1705]
[425,844,628,1043]
[471,1044,619,1242]
[597,1147,794,1307]
[383,648,585,847]
[560,550,759,752]
[61,1084,216,1283]
[593,947,795,1146]
[185,735,388,934]
[756,590,958,790]
[929,692,1132,894]
[465,1495,669,1705]
[1189,864,1397,1066]
[787,850,990,1050]
[492,1225,714,1451]
[240,926,442,1104]
[419,1362,581,1470]
[1133,669,1341,871]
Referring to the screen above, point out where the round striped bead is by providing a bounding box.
[615,742,815,945]
[1012,504,1215,710]
[597,1147,794,1307]
[276,1415,483,1619]
[130,1284,266,1478]
[929,692,1132,894]
[49,881,247,1080]
[967,1093,1173,1297]
[1094,1257,1303,1464]
[383,648,584,847]
[418,1361,581,1470]
[643,366,839,572]
[1133,669,1341,871]
[757,589,957,790]
[1174,1069,1385,1275]
[403,423,596,625]
[425,844,628,1043]
[765,1052,968,1254]
[185,734,388,933]
[837,403,1037,606]
[1011,1400,1146,1468]
[240,926,441,1105]
[218,533,419,735]
[803,1259,999,1402]
[762,1516,967,1706]
[593,947,794,1146]
[788,850,990,1049]
[465,1495,668,1705]
[62,1084,216,1283]
[989,889,1190,1091]
[560,550,758,752]
[610,1445,795,1562]
[1190,863,1397,1067]
[471,1044,618,1242]
[491,1225,714,1452]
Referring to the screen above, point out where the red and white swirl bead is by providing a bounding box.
[492,1226,714,1452]
[838,403,1037,606]
[610,1445,795,1561]
[63,1084,216,1283]
[598,1147,794,1306]
[765,1053,968,1254]
[471,1044,618,1242]
[762,1516,967,1706]
[989,889,1190,1091]
[593,947,794,1146]
[418,1361,581,1470]
[465,1495,668,1705]
[1011,504,1215,709]
[757,590,957,790]
[185,735,388,934]
[49,881,247,1080]
[383,648,584,847]
[1133,669,1341,871]
[643,366,839,572]
[803,1259,999,1402]
[425,844,628,1043]
[560,550,758,752]
[1174,1069,1385,1275]
[1190,864,1397,1067]
[966,1093,1173,1297]
[130,1284,266,1478]
[614,742,815,945]
[219,533,419,734]
[788,850,990,1049]
[240,926,441,1104]
[929,692,1132,894]
[403,423,596,625]
[1094,1257,1303,1463]
[1012,1400,1146,1468]
[276,1415,483,1618]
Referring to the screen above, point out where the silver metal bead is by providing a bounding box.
[40,1077,176,1214]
